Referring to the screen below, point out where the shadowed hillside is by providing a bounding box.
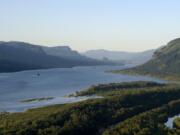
[0,41,112,73]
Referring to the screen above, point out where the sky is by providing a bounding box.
[0,0,180,52]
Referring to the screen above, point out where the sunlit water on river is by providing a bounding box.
[0,65,165,112]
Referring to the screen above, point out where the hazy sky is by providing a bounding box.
[1,0,180,52]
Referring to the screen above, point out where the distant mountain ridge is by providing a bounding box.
[120,38,180,80]
[0,41,111,73]
[83,49,155,65]
[43,46,93,61]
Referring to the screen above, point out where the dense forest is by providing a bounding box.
[0,81,180,135]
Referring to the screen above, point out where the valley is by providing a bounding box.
[0,38,180,135]
[1,1,180,134]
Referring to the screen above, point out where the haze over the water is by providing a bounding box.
[1,0,180,52]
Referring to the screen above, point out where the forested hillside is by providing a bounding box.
[0,81,180,135]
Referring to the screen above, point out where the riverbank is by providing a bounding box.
[111,69,180,83]
[111,69,180,84]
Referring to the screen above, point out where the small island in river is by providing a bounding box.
[20,97,54,103]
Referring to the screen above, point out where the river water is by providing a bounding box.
[0,65,164,112]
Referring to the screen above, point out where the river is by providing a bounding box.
[0,65,164,112]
